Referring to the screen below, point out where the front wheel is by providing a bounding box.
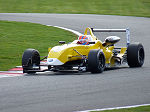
[22,49,40,73]
[88,49,105,73]
[127,43,145,67]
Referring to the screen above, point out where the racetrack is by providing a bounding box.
[0,13,150,112]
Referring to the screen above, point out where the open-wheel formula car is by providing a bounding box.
[22,27,145,74]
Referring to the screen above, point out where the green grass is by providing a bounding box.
[91,105,150,112]
[0,0,150,17]
[0,21,76,71]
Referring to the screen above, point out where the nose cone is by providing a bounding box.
[47,58,64,65]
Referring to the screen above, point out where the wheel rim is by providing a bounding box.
[32,52,40,66]
[27,52,40,69]
[98,53,105,69]
[138,47,144,65]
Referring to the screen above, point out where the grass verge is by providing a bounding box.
[0,21,76,71]
[0,0,150,17]
[91,105,150,112]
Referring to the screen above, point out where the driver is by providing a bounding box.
[77,36,89,45]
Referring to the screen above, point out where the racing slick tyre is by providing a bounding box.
[88,49,105,73]
[22,49,40,73]
[127,43,145,67]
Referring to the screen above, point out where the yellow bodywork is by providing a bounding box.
[47,27,126,66]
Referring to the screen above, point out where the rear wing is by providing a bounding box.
[91,28,130,47]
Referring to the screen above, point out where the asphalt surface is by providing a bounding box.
[0,13,150,112]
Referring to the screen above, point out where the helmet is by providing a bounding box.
[78,36,89,45]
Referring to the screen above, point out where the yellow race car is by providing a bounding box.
[22,27,145,73]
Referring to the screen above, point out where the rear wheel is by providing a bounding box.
[127,43,145,67]
[88,49,105,73]
[22,49,40,73]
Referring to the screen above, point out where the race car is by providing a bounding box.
[22,27,145,73]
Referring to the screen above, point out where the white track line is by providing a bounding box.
[0,73,23,78]
[76,104,150,112]
[47,25,82,36]
[0,75,15,78]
